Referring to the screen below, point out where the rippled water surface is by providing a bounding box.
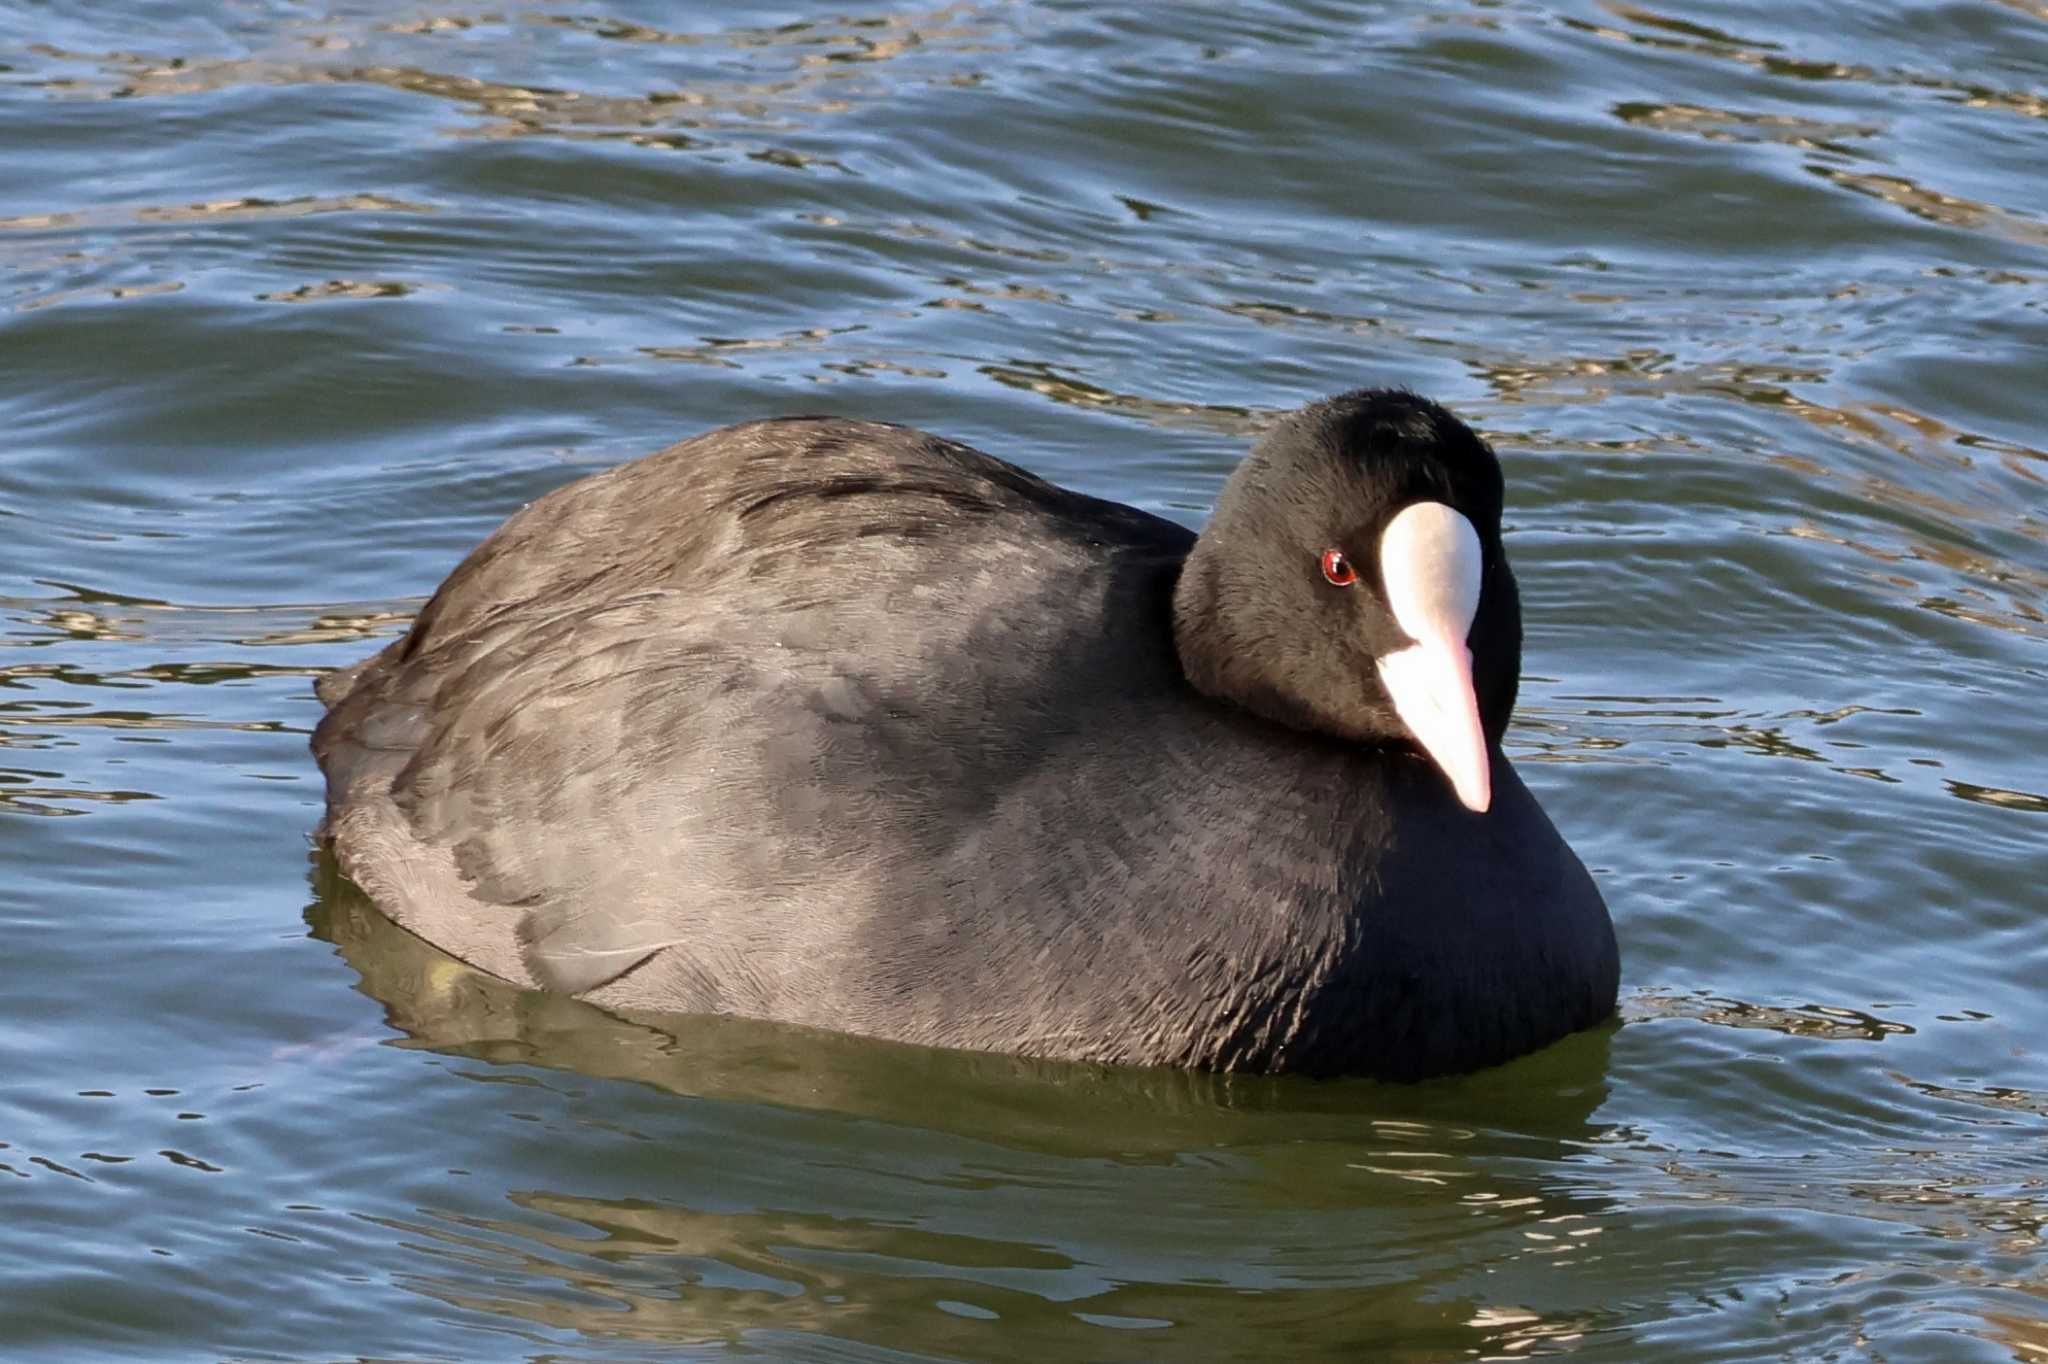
[3,2,2046,1359]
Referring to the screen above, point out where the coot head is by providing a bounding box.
[1171,389,1522,810]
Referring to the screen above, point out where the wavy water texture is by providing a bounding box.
[1,0,2045,1360]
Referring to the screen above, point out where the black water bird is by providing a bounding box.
[313,389,1618,1079]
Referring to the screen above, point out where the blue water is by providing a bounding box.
[2,2,2045,1359]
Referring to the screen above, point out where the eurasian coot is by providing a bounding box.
[313,389,1618,1079]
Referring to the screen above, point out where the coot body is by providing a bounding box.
[314,391,1618,1079]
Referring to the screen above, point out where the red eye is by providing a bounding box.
[1321,549,1357,587]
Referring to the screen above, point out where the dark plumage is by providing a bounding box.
[313,390,1617,1079]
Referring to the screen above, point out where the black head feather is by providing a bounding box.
[1171,388,1522,745]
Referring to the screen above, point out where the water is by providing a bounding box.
[2,1,2044,1358]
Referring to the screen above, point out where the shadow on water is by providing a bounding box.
[306,852,1636,1359]
[304,850,1619,1145]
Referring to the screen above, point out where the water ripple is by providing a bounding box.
[4,0,2047,1358]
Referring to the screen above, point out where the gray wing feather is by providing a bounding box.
[314,419,1194,1013]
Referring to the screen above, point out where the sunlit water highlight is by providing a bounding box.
[2,2,2045,1359]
